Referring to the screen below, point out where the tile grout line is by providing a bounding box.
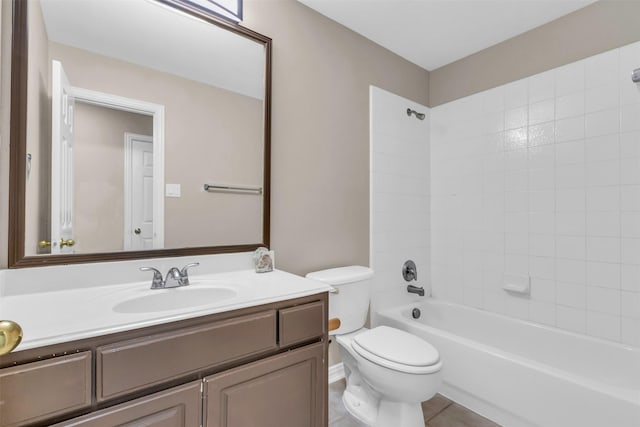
[423,400,454,423]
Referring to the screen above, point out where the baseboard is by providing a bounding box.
[328,363,345,384]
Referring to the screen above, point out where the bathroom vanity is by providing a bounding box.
[0,0,332,424]
[0,267,329,427]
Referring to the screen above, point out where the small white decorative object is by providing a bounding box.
[254,247,274,273]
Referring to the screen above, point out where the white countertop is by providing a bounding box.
[0,269,330,352]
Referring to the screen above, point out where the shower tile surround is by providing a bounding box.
[370,86,431,322]
[430,41,640,345]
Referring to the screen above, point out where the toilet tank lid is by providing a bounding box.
[305,266,373,285]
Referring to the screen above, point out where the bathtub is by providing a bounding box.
[377,300,640,427]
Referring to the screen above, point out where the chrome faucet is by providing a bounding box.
[140,262,200,289]
[164,267,183,288]
[407,284,425,296]
[178,263,199,286]
[403,260,425,296]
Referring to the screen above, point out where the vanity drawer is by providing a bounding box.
[278,301,326,347]
[0,351,92,427]
[96,310,277,402]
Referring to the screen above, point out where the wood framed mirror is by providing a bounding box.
[8,0,271,268]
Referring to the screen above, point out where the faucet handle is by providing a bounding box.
[179,262,200,286]
[402,260,417,281]
[140,267,164,289]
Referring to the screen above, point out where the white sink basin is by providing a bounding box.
[113,286,237,313]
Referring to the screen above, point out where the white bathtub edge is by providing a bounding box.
[375,300,640,427]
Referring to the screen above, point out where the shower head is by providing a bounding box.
[406,108,425,120]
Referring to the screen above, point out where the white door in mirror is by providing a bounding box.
[125,134,154,250]
[50,60,75,254]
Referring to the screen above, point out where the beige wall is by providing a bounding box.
[24,0,50,255]
[159,68,263,248]
[430,0,640,106]
[242,0,430,275]
[73,103,152,253]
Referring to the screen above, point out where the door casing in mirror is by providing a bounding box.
[8,0,272,267]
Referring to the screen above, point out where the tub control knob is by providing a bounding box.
[402,260,417,281]
[412,308,421,319]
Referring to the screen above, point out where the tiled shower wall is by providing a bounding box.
[370,86,430,321]
[430,41,640,346]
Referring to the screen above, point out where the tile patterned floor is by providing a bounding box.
[329,380,501,427]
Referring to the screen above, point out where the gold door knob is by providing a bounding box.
[38,240,51,248]
[0,320,23,355]
[60,239,75,247]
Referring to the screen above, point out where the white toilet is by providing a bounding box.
[306,266,442,427]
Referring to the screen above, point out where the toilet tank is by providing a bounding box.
[306,266,373,335]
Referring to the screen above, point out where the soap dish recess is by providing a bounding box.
[503,275,531,295]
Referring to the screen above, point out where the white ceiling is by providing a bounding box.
[297,0,598,71]
[40,0,265,99]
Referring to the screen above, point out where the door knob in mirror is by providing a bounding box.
[60,239,75,247]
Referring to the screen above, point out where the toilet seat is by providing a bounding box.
[352,326,441,375]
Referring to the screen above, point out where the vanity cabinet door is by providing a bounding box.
[204,342,325,427]
[52,381,202,427]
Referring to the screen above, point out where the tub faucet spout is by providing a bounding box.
[407,284,425,296]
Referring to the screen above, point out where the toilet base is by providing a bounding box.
[375,400,425,427]
[343,387,377,425]
[342,381,425,427]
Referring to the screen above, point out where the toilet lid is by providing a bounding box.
[352,326,440,373]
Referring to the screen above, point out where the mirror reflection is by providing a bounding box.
[23,0,268,257]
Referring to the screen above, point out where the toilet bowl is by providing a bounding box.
[306,266,443,427]
[336,327,442,426]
